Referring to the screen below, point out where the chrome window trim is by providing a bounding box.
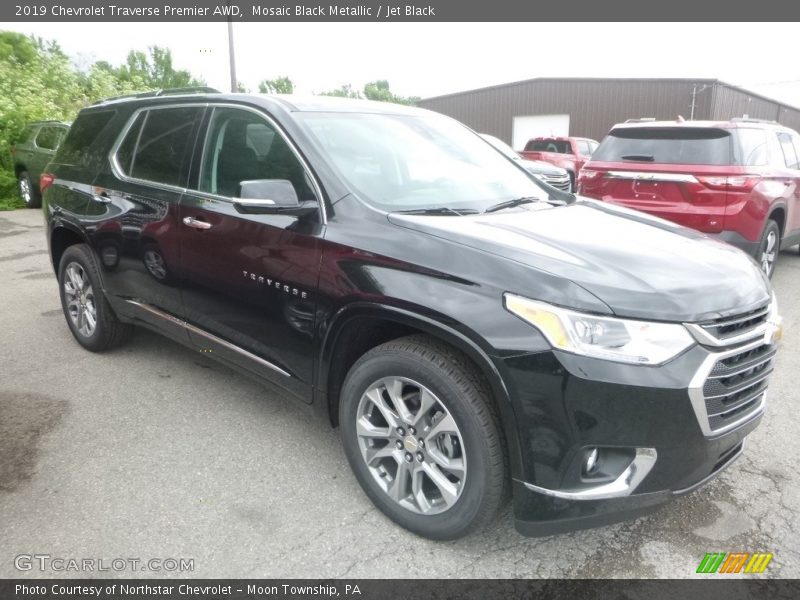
[189,103,328,225]
[515,448,657,501]
[125,300,292,378]
[108,102,209,195]
[687,337,770,437]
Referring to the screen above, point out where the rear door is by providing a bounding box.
[176,104,325,401]
[89,104,205,338]
[776,131,800,236]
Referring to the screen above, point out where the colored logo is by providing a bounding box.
[696,552,773,574]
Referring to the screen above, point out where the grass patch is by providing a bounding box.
[0,196,24,211]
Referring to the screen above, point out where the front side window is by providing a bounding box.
[198,107,316,200]
[297,111,544,212]
[116,106,203,187]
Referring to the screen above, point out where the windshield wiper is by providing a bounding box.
[483,197,540,213]
[394,207,479,216]
[620,154,655,162]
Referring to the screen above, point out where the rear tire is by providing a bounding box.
[757,220,780,278]
[339,335,508,540]
[17,170,40,208]
[58,244,131,352]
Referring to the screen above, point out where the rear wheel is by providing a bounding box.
[339,335,508,540]
[17,170,40,208]
[758,220,780,278]
[58,244,131,352]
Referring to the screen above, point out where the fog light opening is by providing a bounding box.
[583,447,600,477]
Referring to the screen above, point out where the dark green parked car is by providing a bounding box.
[12,120,70,208]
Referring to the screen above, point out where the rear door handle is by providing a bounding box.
[182,216,212,230]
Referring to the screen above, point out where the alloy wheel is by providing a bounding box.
[143,250,167,280]
[19,178,31,204]
[63,262,97,338]
[355,377,467,515]
[761,230,777,276]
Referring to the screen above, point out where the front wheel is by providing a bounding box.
[339,335,508,540]
[758,220,780,278]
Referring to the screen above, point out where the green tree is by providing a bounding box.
[0,33,204,209]
[258,76,294,94]
[318,83,362,99]
[363,80,419,105]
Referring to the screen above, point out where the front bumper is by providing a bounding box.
[500,335,774,536]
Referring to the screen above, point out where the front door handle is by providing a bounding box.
[182,216,212,230]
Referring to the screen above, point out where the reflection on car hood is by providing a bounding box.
[388,198,770,322]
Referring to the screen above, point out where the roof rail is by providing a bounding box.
[624,117,656,123]
[730,116,776,124]
[92,86,221,105]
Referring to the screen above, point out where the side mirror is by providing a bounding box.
[233,179,317,216]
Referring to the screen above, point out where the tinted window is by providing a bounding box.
[777,132,799,169]
[118,107,203,187]
[57,110,115,166]
[734,129,769,166]
[592,127,732,165]
[198,107,315,200]
[525,139,572,153]
[35,126,66,150]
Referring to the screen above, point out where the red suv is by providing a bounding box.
[578,119,800,277]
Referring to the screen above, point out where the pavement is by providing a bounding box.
[1,207,798,579]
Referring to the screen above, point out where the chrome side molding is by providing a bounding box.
[125,299,291,378]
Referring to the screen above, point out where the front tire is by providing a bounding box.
[758,220,780,278]
[339,335,508,540]
[58,244,131,352]
[17,170,40,208]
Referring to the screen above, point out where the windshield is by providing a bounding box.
[296,112,542,212]
[479,134,521,161]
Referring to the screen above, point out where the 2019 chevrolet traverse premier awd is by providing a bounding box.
[41,91,782,540]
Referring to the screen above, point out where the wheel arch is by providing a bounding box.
[317,302,524,478]
[767,204,786,237]
[50,223,89,274]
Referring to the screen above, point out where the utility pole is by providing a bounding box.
[690,84,709,120]
[227,2,237,92]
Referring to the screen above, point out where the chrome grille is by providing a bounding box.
[702,344,776,432]
[541,173,572,192]
[687,299,778,437]
[697,304,770,343]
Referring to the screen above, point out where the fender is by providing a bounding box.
[316,301,525,479]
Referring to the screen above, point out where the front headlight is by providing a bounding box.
[504,293,695,365]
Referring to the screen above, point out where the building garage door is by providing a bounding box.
[512,115,570,150]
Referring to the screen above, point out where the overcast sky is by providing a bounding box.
[4,22,800,107]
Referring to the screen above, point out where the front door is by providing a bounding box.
[177,105,325,401]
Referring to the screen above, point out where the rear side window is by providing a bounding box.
[777,132,800,169]
[734,129,769,166]
[592,127,732,165]
[34,126,66,151]
[525,139,572,153]
[57,111,116,166]
[115,106,204,187]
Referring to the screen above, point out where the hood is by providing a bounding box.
[518,159,566,176]
[388,199,770,323]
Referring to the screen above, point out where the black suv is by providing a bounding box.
[42,91,782,540]
[12,120,70,208]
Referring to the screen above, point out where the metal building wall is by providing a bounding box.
[711,84,800,132]
[417,78,800,146]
